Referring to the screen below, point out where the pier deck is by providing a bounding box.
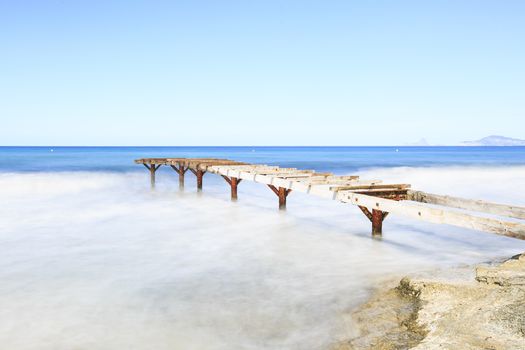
[135,158,525,239]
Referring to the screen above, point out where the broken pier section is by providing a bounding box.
[135,157,525,239]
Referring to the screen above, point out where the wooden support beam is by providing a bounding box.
[358,206,373,221]
[267,184,279,196]
[268,185,292,210]
[221,175,231,185]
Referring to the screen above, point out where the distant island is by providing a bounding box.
[403,135,525,146]
[460,135,525,146]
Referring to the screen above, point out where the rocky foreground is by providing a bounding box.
[334,253,525,350]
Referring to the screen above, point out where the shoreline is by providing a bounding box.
[333,253,525,349]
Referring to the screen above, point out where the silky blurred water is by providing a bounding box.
[1,147,525,349]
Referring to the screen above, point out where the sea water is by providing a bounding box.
[1,147,525,349]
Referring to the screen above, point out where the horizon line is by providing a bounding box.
[1,145,523,148]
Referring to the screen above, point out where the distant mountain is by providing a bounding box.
[460,135,525,146]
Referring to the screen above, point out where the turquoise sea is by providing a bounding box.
[1,146,525,172]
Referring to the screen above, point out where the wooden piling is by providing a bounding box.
[231,177,239,200]
[359,206,388,236]
[372,209,386,236]
[222,176,242,201]
[143,164,161,188]
[179,167,185,188]
[268,185,292,210]
[151,166,156,187]
[188,168,205,191]
[278,187,287,209]
[196,170,204,191]
[170,164,188,188]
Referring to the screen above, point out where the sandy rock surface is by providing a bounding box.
[334,254,525,350]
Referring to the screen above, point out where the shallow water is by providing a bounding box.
[1,148,525,349]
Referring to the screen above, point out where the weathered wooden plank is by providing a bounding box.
[208,165,277,174]
[298,175,358,183]
[338,184,411,191]
[326,175,360,180]
[196,161,247,171]
[329,180,384,190]
[407,190,525,221]
[258,172,314,177]
[274,173,316,178]
[255,168,304,174]
[135,158,172,165]
[166,158,191,163]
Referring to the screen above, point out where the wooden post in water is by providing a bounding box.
[150,166,156,187]
[189,168,205,191]
[268,185,292,210]
[143,164,161,188]
[222,176,242,200]
[278,187,287,209]
[170,164,188,189]
[231,177,240,200]
[196,170,205,191]
[372,209,386,235]
[179,166,187,188]
[359,206,388,236]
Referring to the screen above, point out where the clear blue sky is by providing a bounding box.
[1,1,524,146]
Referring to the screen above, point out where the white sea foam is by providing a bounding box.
[1,167,524,349]
[357,165,525,205]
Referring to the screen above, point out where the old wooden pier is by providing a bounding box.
[136,158,525,239]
